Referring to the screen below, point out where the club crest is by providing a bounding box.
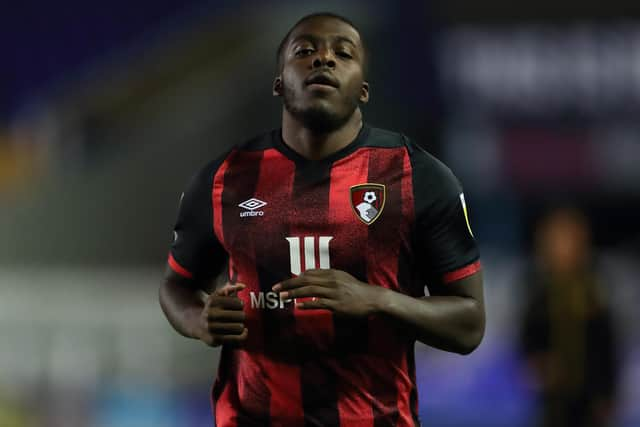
[350,183,385,225]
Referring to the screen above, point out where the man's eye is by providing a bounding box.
[295,48,314,56]
[336,51,353,59]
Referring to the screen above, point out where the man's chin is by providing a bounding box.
[299,108,349,133]
[286,101,353,133]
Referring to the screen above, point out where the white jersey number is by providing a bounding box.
[285,236,333,275]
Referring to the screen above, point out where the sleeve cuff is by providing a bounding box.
[168,253,193,279]
[442,260,482,284]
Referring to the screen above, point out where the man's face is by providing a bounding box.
[274,17,369,132]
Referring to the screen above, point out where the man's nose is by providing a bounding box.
[312,48,336,69]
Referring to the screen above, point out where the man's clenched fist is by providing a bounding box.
[197,282,248,347]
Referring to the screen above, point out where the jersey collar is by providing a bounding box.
[273,123,371,166]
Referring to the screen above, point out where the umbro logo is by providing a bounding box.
[238,198,267,218]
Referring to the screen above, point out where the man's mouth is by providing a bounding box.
[305,72,339,89]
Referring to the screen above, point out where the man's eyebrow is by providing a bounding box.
[333,36,357,48]
[290,34,358,48]
[290,34,319,45]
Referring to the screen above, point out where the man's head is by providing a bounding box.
[273,13,369,132]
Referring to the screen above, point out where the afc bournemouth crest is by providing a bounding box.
[350,183,385,225]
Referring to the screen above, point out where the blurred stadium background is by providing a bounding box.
[1,1,638,426]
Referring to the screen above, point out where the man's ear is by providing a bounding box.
[273,76,283,96]
[359,81,370,104]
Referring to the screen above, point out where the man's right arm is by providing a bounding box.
[159,154,247,347]
[159,267,208,340]
[159,267,248,346]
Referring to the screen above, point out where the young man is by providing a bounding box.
[160,12,484,427]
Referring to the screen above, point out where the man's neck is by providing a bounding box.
[281,109,363,161]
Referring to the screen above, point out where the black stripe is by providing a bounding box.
[221,150,264,263]
[293,162,341,427]
[257,155,297,363]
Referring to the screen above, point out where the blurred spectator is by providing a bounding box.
[519,207,619,427]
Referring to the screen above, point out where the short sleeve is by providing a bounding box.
[168,161,226,280]
[411,146,481,284]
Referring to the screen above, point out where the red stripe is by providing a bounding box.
[395,149,416,427]
[442,260,482,283]
[215,350,239,427]
[329,357,374,427]
[267,360,303,425]
[401,148,418,296]
[365,147,408,292]
[213,150,233,250]
[167,253,193,279]
[329,148,372,426]
[395,352,414,427]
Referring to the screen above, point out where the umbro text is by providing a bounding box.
[240,211,265,218]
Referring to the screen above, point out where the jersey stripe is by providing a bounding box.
[442,260,482,283]
[329,148,373,425]
[399,146,418,294]
[252,149,305,425]
[400,149,421,426]
[214,150,267,426]
[212,150,232,251]
[365,147,412,426]
[167,253,193,279]
[290,157,341,426]
[329,149,370,356]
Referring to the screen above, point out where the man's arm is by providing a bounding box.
[159,268,207,340]
[374,271,484,354]
[159,267,248,346]
[160,153,248,346]
[274,268,484,355]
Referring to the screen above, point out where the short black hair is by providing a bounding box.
[275,12,367,76]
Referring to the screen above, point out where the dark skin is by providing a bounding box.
[274,16,369,159]
[159,16,485,355]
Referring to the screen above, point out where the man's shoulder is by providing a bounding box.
[185,130,275,191]
[194,130,277,177]
[362,125,408,149]
[234,129,277,152]
[365,125,455,183]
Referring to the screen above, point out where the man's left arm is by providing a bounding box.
[373,271,484,354]
[273,268,484,355]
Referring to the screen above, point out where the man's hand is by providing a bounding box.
[197,282,248,347]
[272,269,384,317]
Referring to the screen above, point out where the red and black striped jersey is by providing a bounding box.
[168,124,481,427]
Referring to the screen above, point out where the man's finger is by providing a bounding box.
[273,273,332,292]
[209,295,244,310]
[272,276,305,292]
[209,322,246,335]
[280,285,334,300]
[219,328,249,343]
[208,309,246,322]
[215,282,246,296]
[297,298,333,311]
